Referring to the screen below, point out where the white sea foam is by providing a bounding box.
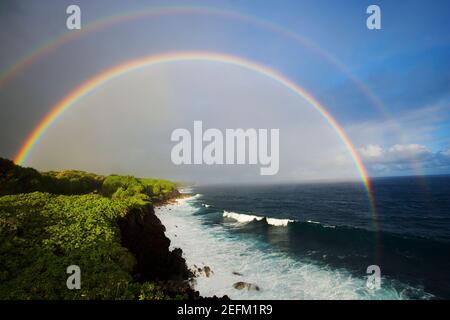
[306,220,336,228]
[202,203,211,208]
[266,217,295,227]
[178,188,191,194]
[223,211,294,227]
[156,201,409,300]
[223,211,264,223]
[176,193,202,205]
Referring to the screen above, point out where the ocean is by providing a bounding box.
[155,175,450,299]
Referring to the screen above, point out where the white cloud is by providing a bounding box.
[345,96,450,176]
[358,143,450,174]
[359,143,432,163]
[443,149,450,157]
[387,144,432,162]
[346,99,450,150]
[359,144,383,159]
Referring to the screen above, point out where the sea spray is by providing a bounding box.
[155,196,409,299]
[223,211,294,227]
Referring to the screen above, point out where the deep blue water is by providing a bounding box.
[192,175,450,299]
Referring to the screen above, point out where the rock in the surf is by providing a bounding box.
[233,281,260,291]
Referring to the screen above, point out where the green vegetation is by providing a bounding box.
[102,175,177,205]
[0,158,177,200]
[0,158,104,196]
[0,158,184,300]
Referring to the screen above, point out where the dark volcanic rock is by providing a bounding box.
[119,200,228,299]
[204,266,213,277]
[233,281,261,291]
[118,203,191,282]
[153,189,182,205]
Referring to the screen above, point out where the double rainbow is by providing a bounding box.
[13,51,378,229]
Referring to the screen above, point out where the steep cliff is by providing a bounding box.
[119,202,199,298]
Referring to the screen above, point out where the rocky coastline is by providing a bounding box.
[120,190,228,299]
[0,157,223,299]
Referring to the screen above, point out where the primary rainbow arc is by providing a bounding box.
[13,51,378,237]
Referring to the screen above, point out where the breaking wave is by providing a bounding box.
[223,211,294,227]
[155,199,427,299]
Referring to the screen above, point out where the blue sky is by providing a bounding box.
[0,0,449,179]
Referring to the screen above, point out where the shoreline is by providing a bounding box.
[3,156,445,299]
[153,190,424,300]
[152,190,229,299]
[153,192,194,208]
[155,192,261,300]
[0,157,201,299]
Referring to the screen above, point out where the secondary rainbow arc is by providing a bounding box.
[0,5,409,180]
[1,5,404,182]
[0,5,391,122]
